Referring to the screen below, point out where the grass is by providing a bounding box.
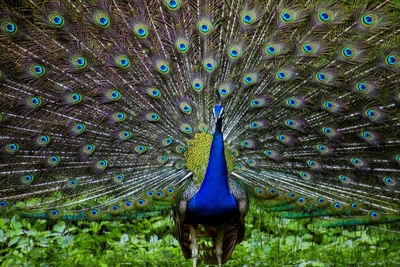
[1,204,399,266]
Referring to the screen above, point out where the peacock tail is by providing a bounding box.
[1,0,400,264]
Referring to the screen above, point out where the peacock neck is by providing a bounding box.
[187,115,238,224]
[197,118,230,195]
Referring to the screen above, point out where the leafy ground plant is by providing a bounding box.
[1,205,399,266]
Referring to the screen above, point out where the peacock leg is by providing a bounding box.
[215,225,225,267]
[189,225,198,267]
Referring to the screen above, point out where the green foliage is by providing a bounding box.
[1,204,399,266]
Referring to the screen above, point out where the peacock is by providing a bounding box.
[1,0,400,265]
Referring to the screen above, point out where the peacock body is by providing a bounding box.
[1,0,400,265]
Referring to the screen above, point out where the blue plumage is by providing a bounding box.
[187,106,239,225]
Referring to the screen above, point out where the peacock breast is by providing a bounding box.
[186,189,239,225]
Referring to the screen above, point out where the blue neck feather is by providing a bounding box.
[187,117,238,223]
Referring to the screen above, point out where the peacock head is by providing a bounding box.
[213,105,224,121]
[213,105,224,133]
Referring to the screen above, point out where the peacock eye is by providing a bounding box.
[357,82,366,91]
[7,23,16,32]
[386,55,398,66]
[165,0,181,11]
[317,73,326,81]
[40,135,49,143]
[77,58,85,66]
[48,156,60,166]
[363,15,372,24]
[383,176,395,186]
[168,0,177,8]
[367,109,375,117]
[94,11,110,28]
[281,12,292,22]
[181,123,192,133]
[302,43,315,55]
[192,78,204,92]
[53,16,63,25]
[342,47,358,59]
[158,155,168,163]
[198,18,212,35]
[325,102,332,109]
[1,21,18,34]
[32,98,40,105]
[319,12,329,21]
[147,112,160,122]
[277,71,287,80]
[180,103,192,114]
[118,57,130,68]
[362,131,370,139]
[100,17,107,25]
[265,45,279,56]
[343,48,352,56]
[362,13,378,26]
[241,10,256,25]
[35,66,43,74]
